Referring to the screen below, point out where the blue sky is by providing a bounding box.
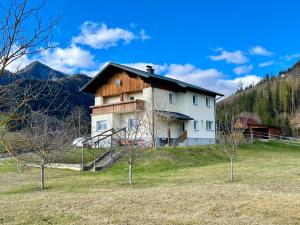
[6,0,300,96]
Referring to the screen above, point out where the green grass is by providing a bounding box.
[53,147,107,164]
[0,141,299,225]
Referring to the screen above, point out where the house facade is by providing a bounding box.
[81,62,223,146]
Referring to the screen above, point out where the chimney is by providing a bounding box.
[146,65,155,74]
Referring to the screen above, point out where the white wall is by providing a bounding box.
[95,96,103,105]
[152,88,216,139]
[91,86,216,142]
[103,95,120,104]
[91,113,114,136]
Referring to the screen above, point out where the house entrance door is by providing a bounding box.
[180,122,185,133]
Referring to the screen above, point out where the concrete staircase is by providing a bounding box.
[83,150,123,171]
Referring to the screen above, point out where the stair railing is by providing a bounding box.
[81,127,127,171]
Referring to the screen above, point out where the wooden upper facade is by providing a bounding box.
[95,71,150,97]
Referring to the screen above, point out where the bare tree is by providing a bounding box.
[5,112,74,190]
[218,129,245,182]
[143,101,164,148]
[114,108,146,185]
[67,106,90,138]
[0,0,60,74]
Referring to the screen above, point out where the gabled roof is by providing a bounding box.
[80,62,223,97]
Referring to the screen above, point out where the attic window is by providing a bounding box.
[115,79,122,87]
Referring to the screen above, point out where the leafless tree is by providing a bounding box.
[66,106,90,138]
[0,0,60,74]
[5,112,74,190]
[143,101,164,148]
[0,0,62,152]
[113,107,146,185]
[218,128,245,182]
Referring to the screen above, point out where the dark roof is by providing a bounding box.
[236,117,259,125]
[80,62,223,97]
[155,110,193,120]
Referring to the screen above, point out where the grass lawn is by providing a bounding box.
[0,141,299,225]
[53,147,107,164]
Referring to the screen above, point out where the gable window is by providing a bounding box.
[128,118,140,130]
[169,93,176,104]
[193,120,199,131]
[206,121,214,131]
[192,95,198,105]
[206,98,211,108]
[96,120,107,131]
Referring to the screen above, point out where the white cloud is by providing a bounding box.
[164,64,260,96]
[124,62,168,74]
[1,45,34,72]
[209,49,249,64]
[37,44,95,74]
[80,62,110,77]
[217,75,261,95]
[249,45,273,56]
[259,60,274,67]
[126,62,260,97]
[6,54,33,73]
[282,53,300,61]
[139,29,150,41]
[233,64,253,75]
[72,21,149,49]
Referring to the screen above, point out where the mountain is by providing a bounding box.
[0,61,68,85]
[16,61,67,79]
[217,61,300,137]
[0,61,94,132]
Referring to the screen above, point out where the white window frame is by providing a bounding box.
[192,95,198,105]
[96,120,108,132]
[206,120,214,131]
[128,118,140,131]
[193,120,199,131]
[169,93,176,104]
[206,98,211,108]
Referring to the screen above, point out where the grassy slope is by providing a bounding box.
[0,141,299,225]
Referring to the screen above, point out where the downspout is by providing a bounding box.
[151,86,155,148]
[214,97,217,144]
[215,95,223,144]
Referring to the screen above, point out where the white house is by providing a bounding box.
[80,62,223,146]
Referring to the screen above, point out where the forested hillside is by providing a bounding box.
[217,61,300,136]
[0,61,93,134]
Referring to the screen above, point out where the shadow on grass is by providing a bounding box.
[2,185,51,195]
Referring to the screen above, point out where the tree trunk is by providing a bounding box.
[128,158,133,185]
[40,165,45,190]
[230,157,234,182]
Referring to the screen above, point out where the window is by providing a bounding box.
[128,119,140,130]
[206,98,211,108]
[169,93,176,104]
[193,120,199,131]
[192,95,198,105]
[206,121,214,131]
[96,120,107,131]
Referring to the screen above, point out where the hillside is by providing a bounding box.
[0,61,93,132]
[217,61,300,136]
[1,141,300,224]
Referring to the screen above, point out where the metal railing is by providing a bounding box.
[81,127,127,171]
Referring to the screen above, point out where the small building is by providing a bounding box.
[81,62,223,146]
[234,116,281,139]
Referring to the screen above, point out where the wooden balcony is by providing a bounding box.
[91,99,145,115]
